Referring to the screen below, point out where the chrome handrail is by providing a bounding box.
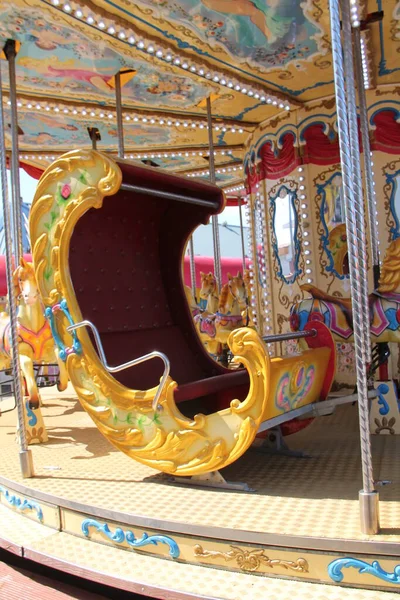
[67,320,170,412]
[262,329,317,343]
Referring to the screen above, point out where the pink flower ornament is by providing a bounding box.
[61,183,71,199]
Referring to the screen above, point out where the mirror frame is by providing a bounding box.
[387,168,400,240]
[317,171,349,280]
[269,183,302,285]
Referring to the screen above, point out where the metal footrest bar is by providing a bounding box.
[67,320,170,412]
[257,390,377,434]
[169,470,254,492]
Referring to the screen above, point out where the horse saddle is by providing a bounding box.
[301,284,377,329]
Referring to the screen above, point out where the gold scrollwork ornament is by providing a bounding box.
[194,544,309,573]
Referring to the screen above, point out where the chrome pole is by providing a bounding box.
[353,27,380,279]
[206,96,222,289]
[238,197,247,273]
[115,72,125,159]
[341,11,370,364]
[0,52,33,477]
[353,25,388,381]
[4,40,23,265]
[189,236,197,302]
[248,195,262,332]
[330,0,378,533]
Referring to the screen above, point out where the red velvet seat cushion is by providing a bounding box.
[174,369,249,403]
[93,326,223,390]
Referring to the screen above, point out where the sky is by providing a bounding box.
[1,169,245,257]
[6,168,37,205]
[8,168,244,225]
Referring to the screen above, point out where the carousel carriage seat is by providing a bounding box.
[30,150,335,476]
[69,159,249,414]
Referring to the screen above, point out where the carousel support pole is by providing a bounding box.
[206,96,222,289]
[115,72,125,159]
[4,40,23,265]
[0,51,33,478]
[238,196,247,274]
[87,127,100,150]
[353,28,380,277]
[341,12,371,365]
[330,0,378,533]
[353,25,388,379]
[189,236,197,302]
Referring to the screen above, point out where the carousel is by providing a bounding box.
[0,0,399,598]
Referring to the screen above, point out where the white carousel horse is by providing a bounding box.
[0,258,69,409]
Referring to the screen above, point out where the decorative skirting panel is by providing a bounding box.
[0,483,59,528]
[0,480,399,593]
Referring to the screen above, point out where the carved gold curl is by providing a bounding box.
[30,150,272,477]
[30,149,122,307]
[66,325,270,476]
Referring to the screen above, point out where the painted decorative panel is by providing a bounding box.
[316,171,349,280]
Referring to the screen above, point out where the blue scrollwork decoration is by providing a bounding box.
[25,399,38,426]
[328,557,400,584]
[81,518,180,559]
[269,184,301,285]
[386,169,400,241]
[0,486,43,522]
[45,298,82,361]
[376,383,390,416]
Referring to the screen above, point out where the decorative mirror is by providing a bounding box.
[386,169,400,240]
[317,172,349,279]
[270,184,301,284]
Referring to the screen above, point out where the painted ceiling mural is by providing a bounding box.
[0,0,399,186]
[96,0,333,99]
[0,5,215,110]
[127,0,324,71]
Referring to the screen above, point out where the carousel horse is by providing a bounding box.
[194,272,246,353]
[290,237,400,343]
[198,271,219,314]
[0,258,69,409]
[193,272,220,354]
[214,273,246,345]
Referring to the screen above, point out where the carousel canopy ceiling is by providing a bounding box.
[0,0,399,189]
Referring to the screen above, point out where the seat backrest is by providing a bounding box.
[69,160,228,390]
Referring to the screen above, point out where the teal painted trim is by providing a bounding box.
[0,486,43,522]
[376,0,400,77]
[328,557,400,584]
[82,518,180,558]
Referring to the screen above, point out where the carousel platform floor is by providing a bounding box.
[0,385,399,598]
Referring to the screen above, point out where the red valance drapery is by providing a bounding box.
[247,108,400,189]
